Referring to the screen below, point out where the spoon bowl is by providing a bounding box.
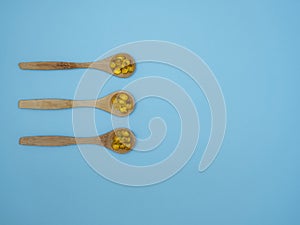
[107,91,135,116]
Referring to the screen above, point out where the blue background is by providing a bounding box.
[1,0,299,224]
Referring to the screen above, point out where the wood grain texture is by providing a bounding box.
[18,62,91,70]
[18,99,73,109]
[19,136,77,146]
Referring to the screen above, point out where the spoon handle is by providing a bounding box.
[19,62,91,70]
[19,99,97,110]
[19,136,102,146]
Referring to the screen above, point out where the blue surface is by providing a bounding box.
[1,0,300,224]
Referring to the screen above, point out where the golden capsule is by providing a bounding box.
[115,59,122,66]
[110,62,116,69]
[124,137,131,142]
[122,136,128,142]
[112,144,120,150]
[120,107,127,113]
[113,68,121,75]
[117,55,125,60]
[119,94,129,101]
[128,65,134,72]
[118,99,125,105]
[122,67,128,74]
[124,143,131,148]
[122,130,129,137]
[124,59,130,66]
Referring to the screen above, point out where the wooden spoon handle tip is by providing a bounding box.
[18,99,73,110]
[19,136,102,146]
[19,136,76,146]
[18,99,99,110]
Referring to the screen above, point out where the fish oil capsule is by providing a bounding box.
[119,94,128,101]
[110,62,116,69]
[112,144,119,150]
[115,59,122,66]
[120,107,127,113]
[122,67,128,74]
[122,130,129,137]
[113,68,121,75]
[117,56,125,60]
[125,143,131,148]
[128,65,134,72]
[118,99,124,104]
[124,59,130,66]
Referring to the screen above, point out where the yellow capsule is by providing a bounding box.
[122,67,128,74]
[125,143,131,148]
[120,144,125,149]
[110,62,116,69]
[112,144,120,150]
[117,55,125,60]
[124,59,130,66]
[119,94,129,101]
[120,107,127,113]
[118,99,125,105]
[128,65,134,72]
[119,137,125,142]
[113,68,121,75]
[122,130,129,137]
[115,59,122,66]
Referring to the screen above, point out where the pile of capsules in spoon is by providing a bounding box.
[111,92,133,114]
[110,54,135,75]
[111,129,133,151]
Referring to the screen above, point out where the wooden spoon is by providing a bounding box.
[18,53,136,78]
[19,128,136,154]
[18,91,135,117]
